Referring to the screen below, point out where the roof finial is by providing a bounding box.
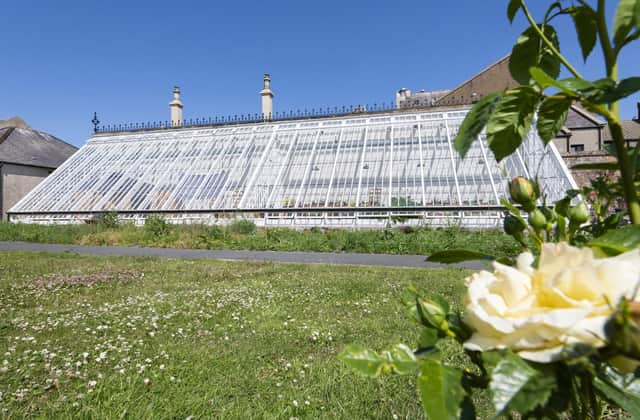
[91,112,100,133]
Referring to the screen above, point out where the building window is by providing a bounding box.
[571,144,585,152]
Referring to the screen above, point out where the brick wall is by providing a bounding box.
[561,151,616,187]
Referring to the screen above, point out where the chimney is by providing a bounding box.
[169,86,183,127]
[636,101,640,121]
[396,88,411,109]
[260,74,274,120]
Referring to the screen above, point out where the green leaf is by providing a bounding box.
[401,283,420,307]
[426,249,495,264]
[529,67,557,89]
[588,224,640,255]
[383,344,419,375]
[556,214,568,240]
[486,87,540,161]
[540,75,639,104]
[494,256,516,266]
[568,6,598,61]
[338,344,419,377]
[571,162,618,170]
[544,76,592,96]
[543,2,562,24]
[417,328,439,348]
[595,365,640,417]
[537,96,571,143]
[417,360,466,420]
[339,345,389,377]
[613,0,640,47]
[507,0,520,23]
[489,353,555,416]
[481,351,504,372]
[597,77,640,103]
[510,25,561,85]
[500,197,523,217]
[454,92,502,158]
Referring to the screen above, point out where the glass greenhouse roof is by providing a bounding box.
[9,108,577,226]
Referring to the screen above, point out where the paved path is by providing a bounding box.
[0,241,486,270]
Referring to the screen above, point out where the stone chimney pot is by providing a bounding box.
[260,74,274,120]
[170,86,183,127]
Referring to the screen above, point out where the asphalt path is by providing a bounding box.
[0,241,487,270]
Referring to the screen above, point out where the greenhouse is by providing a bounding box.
[8,108,577,228]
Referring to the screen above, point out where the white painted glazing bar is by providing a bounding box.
[238,126,277,208]
[266,132,299,206]
[417,125,426,205]
[478,135,501,205]
[184,130,241,210]
[388,126,393,206]
[354,127,368,207]
[295,130,321,207]
[211,128,258,209]
[444,115,463,205]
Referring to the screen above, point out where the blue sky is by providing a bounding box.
[1,0,639,147]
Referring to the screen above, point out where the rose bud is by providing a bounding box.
[504,214,526,235]
[509,177,538,208]
[528,208,547,230]
[417,297,449,332]
[568,201,590,224]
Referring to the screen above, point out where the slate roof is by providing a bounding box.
[603,119,640,142]
[565,105,604,129]
[0,124,77,169]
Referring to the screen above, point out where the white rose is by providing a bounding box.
[463,242,640,363]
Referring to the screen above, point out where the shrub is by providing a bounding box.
[196,225,225,248]
[228,219,256,235]
[144,216,170,237]
[205,225,225,240]
[97,212,120,229]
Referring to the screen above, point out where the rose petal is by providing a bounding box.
[518,345,565,363]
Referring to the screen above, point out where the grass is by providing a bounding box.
[0,221,520,257]
[0,251,491,418]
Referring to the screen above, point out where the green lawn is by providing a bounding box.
[0,252,489,418]
[0,221,520,258]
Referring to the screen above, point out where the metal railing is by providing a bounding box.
[92,97,472,134]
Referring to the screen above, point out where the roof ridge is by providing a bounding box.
[28,127,78,150]
[438,54,512,101]
[0,127,15,145]
[569,104,605,126]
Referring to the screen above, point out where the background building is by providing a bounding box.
[0,117,77,220]
[396,55,607,155]
[396,55,640,187]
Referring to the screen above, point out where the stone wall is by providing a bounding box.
[1,163,50,221]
